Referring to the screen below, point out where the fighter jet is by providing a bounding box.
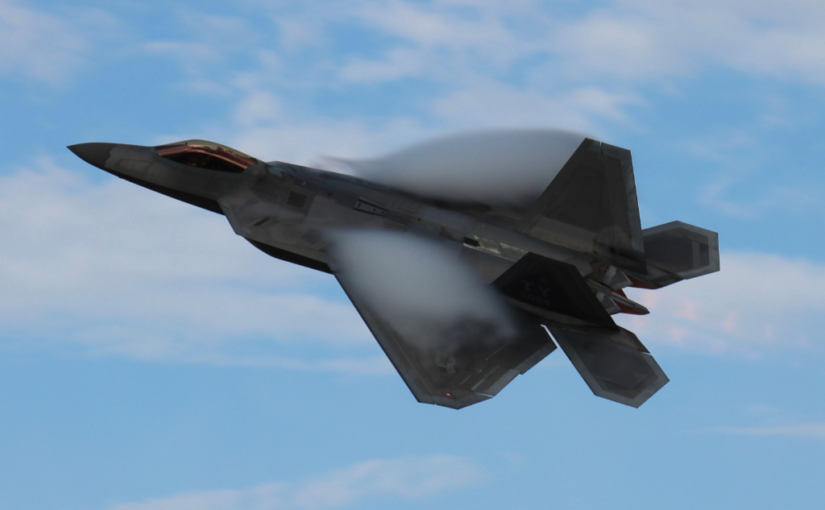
[69,131,719,409]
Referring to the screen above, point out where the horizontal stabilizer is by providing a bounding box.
[545,323,668,407]
[636,221,720,288]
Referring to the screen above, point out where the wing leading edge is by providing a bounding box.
[330,231,556,409]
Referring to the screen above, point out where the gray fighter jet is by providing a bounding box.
[69,131,718,409]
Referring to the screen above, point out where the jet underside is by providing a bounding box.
[69,136,719,409]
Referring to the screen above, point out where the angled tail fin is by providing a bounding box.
[517,138,646,273]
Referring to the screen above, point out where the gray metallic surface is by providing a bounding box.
[517,139,646,273]
[546,324,668,408]
[642,221,721,282]
[69,135,718,409]
[336,268,556,409]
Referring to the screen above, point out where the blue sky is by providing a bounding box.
[1,1,824,509]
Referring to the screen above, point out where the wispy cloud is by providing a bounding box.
[699,180,818,219]
[142,12,257,62]
[196,0,825,166]
[618,252,825,357]
[709,423,825,439]
[542,0,825,85]
[60,0,825,166]
[328,0,825,86]
[0,158,384,372]
[674,129,821,219]
[106,455,483,510]
[430,84,640,132]
[0,1,89,83]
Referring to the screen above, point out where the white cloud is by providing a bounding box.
[617,252,825,357]
[119,0,825,157]
[430,84,640,132]
[273,15,328,51]
[330,0,825,87]
[245,0,825,147]
[709,423,825,439]
[106,455,483,510]
[142,41,222,68]
[354,0,518,54]
[550,0,825,84]
[672,130,822,219]
[0,158,385,372]
[335,1,534,86]
[234,91,282,126]
[340,47,428,83]
[0,1,88,82]
[699,180,819,219]
[140,11,260,92]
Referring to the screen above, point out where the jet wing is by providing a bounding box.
[330,231,556,409]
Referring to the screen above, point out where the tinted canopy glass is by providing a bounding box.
[156,140,258,173]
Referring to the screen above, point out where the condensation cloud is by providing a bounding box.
[326,129,587,207]
[330,230,515,348]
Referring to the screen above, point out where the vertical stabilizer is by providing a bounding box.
[517,139,645,272]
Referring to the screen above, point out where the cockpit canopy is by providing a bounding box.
[155,139,258,173]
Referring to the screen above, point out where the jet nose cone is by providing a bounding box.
[68,143,117,169]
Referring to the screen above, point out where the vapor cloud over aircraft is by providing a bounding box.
[70,130,719,409]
